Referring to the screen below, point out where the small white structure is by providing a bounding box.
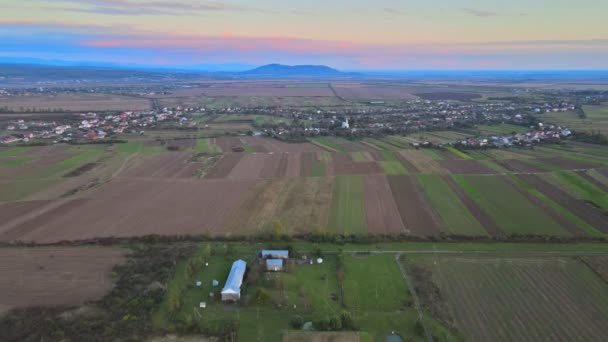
[266,259,283,272]
[199,302,206,308]
[196,281,202,287]
[221,259,246,302]
[341,118,349,129]
[317,258,323,264]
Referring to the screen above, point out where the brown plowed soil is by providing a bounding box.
[332,161,383,176]
[227,153,272,180]
[121,153,200,179]
[260,153,289,178]
[285,152,301,177]
[0,247,125,313]
[363,175,406,234]
[386,175,442,235]
[496,159,546,173]
[300,152,315,176]
[395,153,420,173]
[517,174,608,233]
[205,153,243,178]
[598,168,608,179]
[539,157,601,170]
[438,160,495,174]
[443,176,504,237]
[0,200,51,223]
[331,152,353,163]
[215,137,244,152]
[369,151,385,161]
[239,137,320,152]
[0,179,256,242]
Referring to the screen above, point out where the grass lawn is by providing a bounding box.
[0,146,30,158]
[417,175,487,236]
[195,138,221,153]
[328,176,367,234]
[452,175,570,236]
[546,171,608,209]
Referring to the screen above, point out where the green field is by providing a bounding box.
[23,146,105,179]
[452,175,570,236]
[195,138,222,153]
[328,176,367,234]
[445,146,473,160]
[546,171,608,209]
[476,123,528,135]
[405,256,608,342]
[379,151,408,175]
[310,137,347,152]
[417,175,487,236]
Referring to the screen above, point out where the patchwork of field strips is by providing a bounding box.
[1,133,608,241]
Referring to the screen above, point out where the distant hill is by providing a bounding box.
[240,64,347,77]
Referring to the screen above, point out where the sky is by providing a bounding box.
[0,0,607,70]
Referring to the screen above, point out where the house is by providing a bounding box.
[266,259,283,272]
[261,250,289,259]
[221,259,246,302]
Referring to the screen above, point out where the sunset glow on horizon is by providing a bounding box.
[1,0,607,70]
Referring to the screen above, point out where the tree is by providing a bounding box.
[271,220,285,240]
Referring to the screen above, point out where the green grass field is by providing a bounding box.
[417,175,487,236]
[476,123,528,135]
[328,176,367,234]
[23,146,105,179]
[195,138,222,153]
[379,151,408,175]
[445,146,473,160]
[310,137,347,153]
[452,175,570,236]
[351,152,367,162]
[546,171,608,209]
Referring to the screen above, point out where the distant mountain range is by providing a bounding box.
[240,64,348,77]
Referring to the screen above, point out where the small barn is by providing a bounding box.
[261,250,289,259]
[221,259,247,302]
[266,259,283,272]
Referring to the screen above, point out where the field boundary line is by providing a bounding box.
[395,253,434,342]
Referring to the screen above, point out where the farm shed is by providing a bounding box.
[261,250,289,259]
[266,259,283,272]
[221,259,247,302]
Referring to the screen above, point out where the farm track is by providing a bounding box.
[517,174,608,234]
[442,175,504,237]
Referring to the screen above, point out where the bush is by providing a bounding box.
[290,316,304,329]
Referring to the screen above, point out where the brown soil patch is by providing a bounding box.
[517,174,608,234]
[496,159,546,173]
[259,153,289,178]
[333,85,416,99]
[438,160,495,174]
[0,247,125,313]
[300,152,315,176]
[205,153,243,179]
[539,157,601,170]
[0,179,255,242]
[227,153,273,180]
[0,200,51,223]
[363,175,406,234]
[239,137,320,153]
[285,152,302,177]
[443,176,503,237]
[283,332,360,342]
[387,175,442,235]
[274,177,333,234]
[121,153,200,179]
[214,137,244,152]
[398,150,444,173]
[369,151,385,161]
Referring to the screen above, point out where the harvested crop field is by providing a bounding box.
[538,157,601,170]
[414,92,481,101]
[239,137,320,153]
[0,179,255,242]
[387,176,442,235]
[410,256,608,342]
[227,153,273,180]
[332,159,383,176]
[397,150,444,173]
[516,174,608,234]
[0,200,51,223]
[121,153,200,179]
[204,153,244,178]
[363,175,405,234]
[202,86,334,97]
[438,160,495,174]
[0,247,125,313]
[259,153,289,178]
